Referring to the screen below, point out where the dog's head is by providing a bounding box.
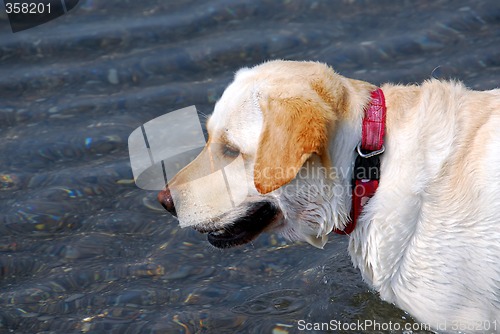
[159,60,356,248]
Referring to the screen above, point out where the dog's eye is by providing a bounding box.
[222,145,240,158]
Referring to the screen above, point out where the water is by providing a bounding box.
[0,0,498,332]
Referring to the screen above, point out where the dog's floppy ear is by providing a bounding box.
[254,90,336,194]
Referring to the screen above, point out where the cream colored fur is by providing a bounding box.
[168,60,500,332]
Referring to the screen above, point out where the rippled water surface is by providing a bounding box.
[0,0,499,333]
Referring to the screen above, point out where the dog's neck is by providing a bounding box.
[326,77,377,231]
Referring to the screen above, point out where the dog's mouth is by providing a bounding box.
[193,202,281,248]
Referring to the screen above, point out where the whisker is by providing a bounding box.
[198,111,211,120]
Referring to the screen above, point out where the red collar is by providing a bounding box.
[334,88,386,235]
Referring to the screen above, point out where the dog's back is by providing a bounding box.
[349,80,500,331]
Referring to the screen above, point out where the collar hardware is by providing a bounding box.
[356,142,385,159]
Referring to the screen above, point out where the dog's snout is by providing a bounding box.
[158,187,177,217]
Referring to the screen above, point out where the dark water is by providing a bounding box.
[0,0,499,333]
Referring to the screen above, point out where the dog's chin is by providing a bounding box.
[192,201,281,248]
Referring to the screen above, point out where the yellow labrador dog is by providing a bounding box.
[158,60,500,332]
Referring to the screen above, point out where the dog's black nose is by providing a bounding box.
[158,187,177,217]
